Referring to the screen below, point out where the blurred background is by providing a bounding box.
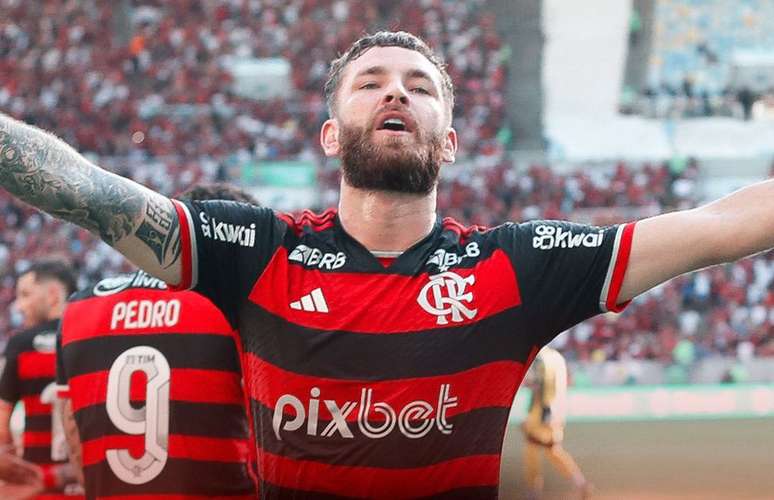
[1,0,773,498]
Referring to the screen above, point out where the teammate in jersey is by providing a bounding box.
[2,30,774,498]
[521,347,591,499]
[55,183,258,499]
[0,260,81,498]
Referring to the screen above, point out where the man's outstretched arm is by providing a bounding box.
[619,178,774,303]
[0,112,182,285]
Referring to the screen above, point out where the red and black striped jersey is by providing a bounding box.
[0,319,76,497]
[56,271,257,499]
[172,200,635,499]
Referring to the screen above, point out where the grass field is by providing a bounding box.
[498,418,774,499]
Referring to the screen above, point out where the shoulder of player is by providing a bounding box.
[278,208,337,236]
[5,322,56,353]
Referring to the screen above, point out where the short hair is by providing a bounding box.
[177,182,259,205]
[324,31,455,117]
[20,258,77,296]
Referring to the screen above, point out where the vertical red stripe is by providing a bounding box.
[170,199,193,291]
[606,222,636,313]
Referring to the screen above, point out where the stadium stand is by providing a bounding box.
[624,0,774,119]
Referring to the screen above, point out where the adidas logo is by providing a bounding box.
[289,288,329,313]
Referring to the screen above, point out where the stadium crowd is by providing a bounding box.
[623,0,774,119]
[1,0,772,370]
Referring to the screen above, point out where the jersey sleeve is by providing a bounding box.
[494,219,636,346]
[0,335,22,404]
[170,199,287,324]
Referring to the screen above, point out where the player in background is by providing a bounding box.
[0,260,81,498]
[521,347,591,499]
[2,30,774,497]
[55,183,258,499]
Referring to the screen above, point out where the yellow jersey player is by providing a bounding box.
[522,347,591,499]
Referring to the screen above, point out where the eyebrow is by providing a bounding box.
[353,65,435,84]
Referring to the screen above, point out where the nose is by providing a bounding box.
[381,81,409,106]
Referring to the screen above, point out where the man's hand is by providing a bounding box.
[0,452,43,500]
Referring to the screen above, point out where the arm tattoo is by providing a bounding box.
[0,113,177,266]
[135,198,181,269]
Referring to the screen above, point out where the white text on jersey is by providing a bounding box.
[273,384,457,440]
[110,299,181,330]
[288,244,346,270]
[425,242,480,272]
[198,212,256,247]
[532,225,604,250]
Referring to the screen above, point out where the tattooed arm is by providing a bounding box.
[0,112,182,284]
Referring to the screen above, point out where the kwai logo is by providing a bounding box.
[288,244,346,270]
[532,224,604,250]
[417,271,477,325]
[272,384,457,441]
[425,242,480,272]
[198,212,255,247]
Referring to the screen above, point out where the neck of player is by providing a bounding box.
[338,181,437,253]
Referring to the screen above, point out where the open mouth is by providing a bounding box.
[380,118,408,132]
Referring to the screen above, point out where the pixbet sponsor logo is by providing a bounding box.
[425,242,480,272]
[198,212,256,247]
[288,244,346,270]
[532,224,604,250]
[272,384,458,440]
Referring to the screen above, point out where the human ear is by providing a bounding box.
[320,119,341,157]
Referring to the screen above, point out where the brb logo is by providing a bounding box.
[417,272,477,325]
[273,384,457,440]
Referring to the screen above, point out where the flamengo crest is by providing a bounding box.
[417,271,477,325]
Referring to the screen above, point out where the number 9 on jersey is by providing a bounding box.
[105,345,171,484]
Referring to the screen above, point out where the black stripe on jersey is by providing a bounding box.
[419,485,499,499]
[84,459,255,497]
[62,333,240,378]
[25,414,53,432]
[75,401,248,441]
[23,447,56,464]
[20,378,54,397]
[251,400,509,469]
[241,306,535,380]
[259,481,499,500]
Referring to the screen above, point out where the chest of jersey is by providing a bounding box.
[249,241,521,333]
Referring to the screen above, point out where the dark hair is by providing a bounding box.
[177,182,259,205]
[20,258,77,296]
[324,31,455,117]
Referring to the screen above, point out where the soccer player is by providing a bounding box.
[1,30,774,497]
[0,260,81,497]
[521,347,590,499]
[55,183,258,499]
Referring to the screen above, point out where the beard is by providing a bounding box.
[339,122,445,195]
